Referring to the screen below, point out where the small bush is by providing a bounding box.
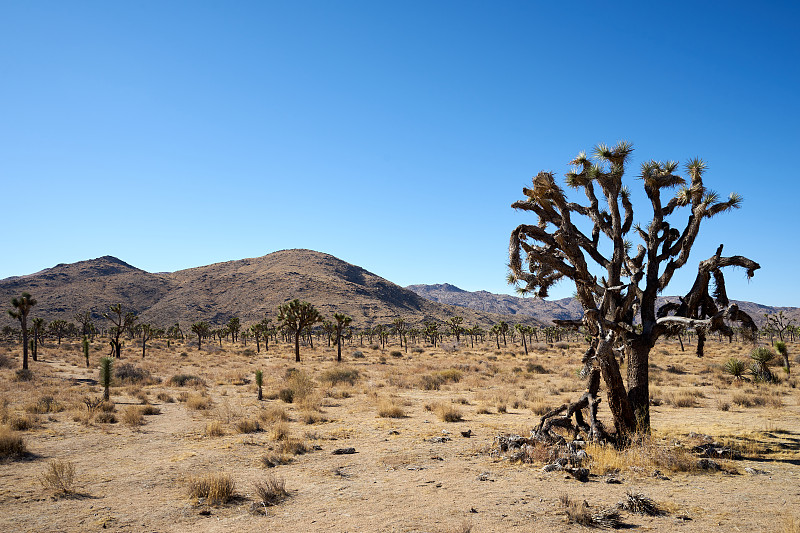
[554,342,570,350]
[278,388,294,403]
[156,392,175,403]
[15,369,33,382]
[8,414,38,431]
[411,346,424,354]
[121,406,145,427]
[270,422,290,441]
[259,406,290,423]
[352,351,364,359]
[40,460,76,496]
[285,371,314,403]
[261,452,293,467]
[140,405,160,415]
[277,438,308,456]
[0,354,13,369]
[437,404,463,422]
[94,411,117,424]
[186,473,235,505]
[168,374,206,387]
[319,367,360,386]
[206,420,225,436]
[0,427,27,460]
[377,399,406,418]
[390,350,402,358]
[186,393,212,410]
[253,474,288,509]
[723,358,746,379]
[26,396,64,414]
[526,362,548,374]
[235,419,261,434]
[669,391,697,408]
[114,363,152,384]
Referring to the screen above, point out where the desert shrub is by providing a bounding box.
[186,393,212,410]
[26,395,64,414]
[377,398,406,418]
[560,493,621,528]
[352,351,364,359]
[0,354,13,369]
[300,411,325,424]
[0,427,27,460]
[750,347,777,383]
[186,473,235,505]
[525,362,548,374]
[284,371,314,403]
[554,342,570,350]
[420,374,443,390]
[278,388,294,403]
[241,348,255,357]
[618,491,664,516]
[121,406,145,427]
[15,369,33,382]
[40,460,76,496]
[270,422,290,441]
[140,405,160,415]
[277,438,308,455]
[114,363,152,384]
[259,406,290,423]
[253,474,288,509]
[235,419,261,433]
[94,411,117,424]
[319,367,360,386]
[531,343,549,352]
[411,346,424,354]
[156,392,174,403]
[436,403,463,422]
[206,420,225,436]
[390,350,402,357]
[261,452,293,468]
[8,414,38,431]
[587,437,697,474]
[668,391,697,408]
[168,374,206,387]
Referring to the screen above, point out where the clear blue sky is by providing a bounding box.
[1,1,798,306]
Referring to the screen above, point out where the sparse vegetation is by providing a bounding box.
[186,473,235,505]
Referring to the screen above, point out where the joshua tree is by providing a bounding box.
[515,323,529,355]
[8,293,36,370]
[250,323,263,353]
[448,316,464,342]
[393,318,408,352]
[261,318,273,351]
[103,304,137,358]
[31,317,45,361]
[99,357,112,400]
[334,313,352,362]
[227,317,241,344]
[278,299,322,362]
[775,341,790,374]
[255,369,263,401]
[509,141,758,436]
[82,336,90,368]
[74,310,95,340]
[191,321,210,350]
[48,319,70,345]
[140,323,153,358]
[765,312,794,343]
[497,321,509,346]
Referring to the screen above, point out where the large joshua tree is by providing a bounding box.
[103,304,137,358]
[278,299,322,363]
[509,141,759,437]
[9,293,36,370]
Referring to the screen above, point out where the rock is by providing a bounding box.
[542,463,563,473]
[693,443,741,459]
[697,459,721,471]
[744,467,769,475]
[389,430,400,435]
[605,476,622,484]
[429,436,450,443]
[476,472,492,481]
[565,467,590,482]
[332,447,356,455]
[652,470,670,480]
[461,429,473,438]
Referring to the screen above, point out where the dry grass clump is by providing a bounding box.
[668,391,698,408]
[235,418,261,433]
[115,363,155,384]
[319,367,360,386]
[121,405,145,427]
[168,374,206,387]
[259,405,290,423]
[0,353,13,369]
[186,472,235,505]
[419,368,463,390]
[186,393,212,410]
[7,414,39,431]
[279,370,315,404]
[253,474,288,509]
[261,452,293,468]
[206,420,225,436]
[300,411,326,424]
[587,437,697,474]
[617,490,664,515]
[25,395,64,414]
[276,437,309,456]
[39,460,76,497]
[559,492,621,528]
[0,426,27,460]
[436,403,463,422]
[156,392,174,403]
[377,398,406,418]
[270,422,290,441]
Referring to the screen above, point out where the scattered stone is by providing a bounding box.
[605,476,622,484]
[461,429,473,438]
[312,445,322,451]
[693,443,741,459]
[564,467,590,482]
[470,507,478,513]
[542,463,563,473]
[198,509,211,516]
[429,436,450,443]
[476,472,492,481]
[332,447,356,455]
[744,467,770,475]
[696,459,721,471]
[388,430,400,435]
[652,470,670,480]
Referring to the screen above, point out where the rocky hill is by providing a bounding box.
[0,250,540,329]
[406,283,800,327]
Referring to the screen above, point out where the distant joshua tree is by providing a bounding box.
[103,304,137,358]
[334,313,352,362]
[191,321,210,350]
[31,317,45,361]
[8,292,36,370]
[227,317,241,344]
[278,299,322,363]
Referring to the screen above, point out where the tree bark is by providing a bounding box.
[626,340,651,432]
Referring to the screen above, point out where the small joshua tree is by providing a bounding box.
[255,369,263,401]
[333,313,352,363]
[8,293,36,370]
[278,299,322,363]
[750,346,775,383]
[82,336,90,368]
[100,357,113,401]
[775,341,790,374]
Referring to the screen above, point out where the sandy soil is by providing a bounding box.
[1,336,799,532]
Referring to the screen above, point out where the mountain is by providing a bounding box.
[406,283,800,327]
[0,250,540,328]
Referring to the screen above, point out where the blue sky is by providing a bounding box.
[1,1,798,306]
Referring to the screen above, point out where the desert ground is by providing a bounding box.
[1,335,799,532]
